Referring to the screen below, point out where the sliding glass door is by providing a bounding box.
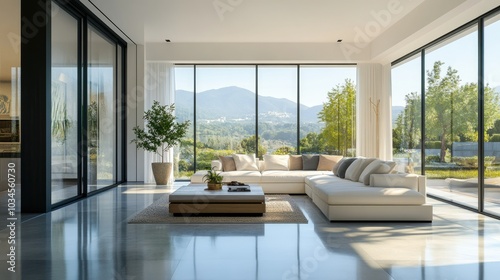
[51,2,80,204]
[49,0,125,206]
[424,26,479,209]
[391,8,500,217]
[484,13,500,216]
[87,25,118,192]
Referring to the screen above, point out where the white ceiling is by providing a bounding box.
[2,0,497,81]
[88,0,425,44]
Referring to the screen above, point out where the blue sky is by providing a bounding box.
[392,18,500,107]
[175,66,356,107]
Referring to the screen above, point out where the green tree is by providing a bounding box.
[273,146,296,155]
[239,135,267,159]
[300,132,324,153]
[318,79,356,156]
[425,61,500,161]
[483,85,500,141]
[425,61,461,162]
[393,92,421,152]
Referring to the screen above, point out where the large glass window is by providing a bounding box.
[484,13,500,215]
[391,54,422,174]
[424,26,479,209]
[195,66,256,169]
[51,4,79,203]
[173,65,357,175]
[174,66,195,180]
[299,66,357,155]
[258,66,298,155]
[88,25,118,192]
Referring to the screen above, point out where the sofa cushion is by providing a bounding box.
[219,156,236,172]
[261,171,307,183]
[317,155,343,171]
[307,175,425,205]
[263,155,289,171]
[233,154,259,171]
[211,160,223,171]
[302,155,320,170]
[345,158,376,182]
[289,155,303,170]
[336,158,357,178]
[220,171,262,184]
[358,160,392,185]
[370,173,420,191]
[305,174,347,187]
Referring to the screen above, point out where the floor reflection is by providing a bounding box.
[1,182,500,279]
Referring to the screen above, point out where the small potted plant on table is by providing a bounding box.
[203,167,224,190]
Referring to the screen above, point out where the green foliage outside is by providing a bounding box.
[489,134,500,142]
[318,79,356,156]
[393,61,500,163]
[425,141,442,149]
[273,146,296,155]
[426,168,500,179]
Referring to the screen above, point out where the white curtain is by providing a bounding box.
[356,63,392,160]
[144,62,176,184]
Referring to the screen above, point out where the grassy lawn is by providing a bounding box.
[425,169,500,179]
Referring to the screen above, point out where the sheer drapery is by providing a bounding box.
[144,62,175,184]
[356,63,392,160]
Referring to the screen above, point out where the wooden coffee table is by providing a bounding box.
[168,184,266,215]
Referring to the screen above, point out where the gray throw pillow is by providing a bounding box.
[302,155,320,170]
[336,158,357,178]
[332,157,347,174]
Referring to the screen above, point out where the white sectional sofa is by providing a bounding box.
[190,154,433,221]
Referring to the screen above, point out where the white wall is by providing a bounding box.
[146,42,371,63]
[126,45,145,181]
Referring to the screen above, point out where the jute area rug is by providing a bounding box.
[128,195,308,224]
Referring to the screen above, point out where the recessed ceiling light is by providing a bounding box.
[165,39,171,42]
[337,39,343,43]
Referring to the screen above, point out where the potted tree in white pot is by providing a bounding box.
[132,101,190,185]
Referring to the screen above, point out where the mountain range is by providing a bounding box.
[175,86,323,123]
[175,86,500,124]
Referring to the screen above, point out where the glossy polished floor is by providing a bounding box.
[1,182,500,280]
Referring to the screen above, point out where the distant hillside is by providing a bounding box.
[175,86,321,123]
[176,86,412,127]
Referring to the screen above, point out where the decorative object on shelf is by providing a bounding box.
[202,167,224,190]
[132,101,190,185]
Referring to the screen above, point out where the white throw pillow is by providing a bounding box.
[263,155,289,171]
[232,154,259,171]
[358,160,397,185]
[358,160,383,185]
[345,158,376,182]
